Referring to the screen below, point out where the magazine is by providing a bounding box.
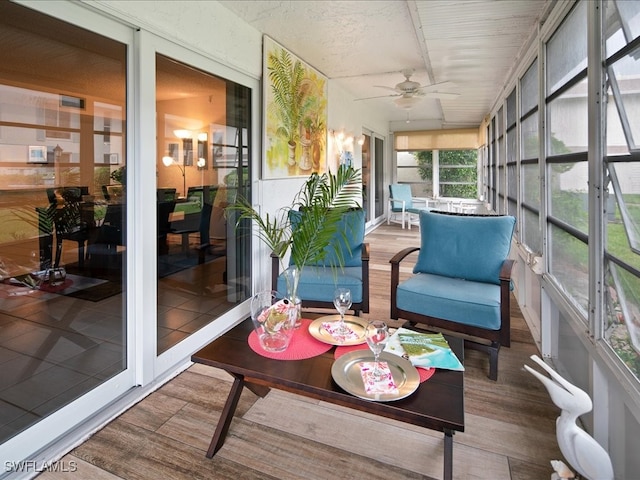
[384,327,464,371]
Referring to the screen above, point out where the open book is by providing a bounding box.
[384,327,464,371]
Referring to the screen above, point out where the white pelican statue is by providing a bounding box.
[524,354,614,480]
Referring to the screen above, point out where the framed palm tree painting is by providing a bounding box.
[263,36,328,179]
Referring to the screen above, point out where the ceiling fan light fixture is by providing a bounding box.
[394,96,422,110]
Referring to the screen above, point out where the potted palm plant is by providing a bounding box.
[230,164,362,304]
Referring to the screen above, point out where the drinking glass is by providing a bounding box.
[365,320,390,380]
[332,288,352,338]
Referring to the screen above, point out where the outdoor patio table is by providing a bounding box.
[192,318,465,480]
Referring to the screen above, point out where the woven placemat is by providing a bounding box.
[248,318,333,360]
[334,344,435,383]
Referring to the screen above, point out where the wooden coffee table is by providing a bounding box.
[191,319,465,480]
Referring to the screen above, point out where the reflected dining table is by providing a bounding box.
[191,318,465,480]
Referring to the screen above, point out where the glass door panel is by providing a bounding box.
[361,133,371,222]
[155,55,251,354]
[374,135,384,219]
[0,2,127,445]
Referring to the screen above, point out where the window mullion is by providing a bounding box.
[588,0,606,340]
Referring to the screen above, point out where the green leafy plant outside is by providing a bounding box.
[415,150,478,198]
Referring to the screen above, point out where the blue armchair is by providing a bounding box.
[271,208,370,315]
[390,210,516,380]
[387,184,429,229]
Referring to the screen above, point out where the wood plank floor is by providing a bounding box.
[37,223,563,480]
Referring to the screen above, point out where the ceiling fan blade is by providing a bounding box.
[373,85,400,92]
[354,93,401,101]
[423,92,460,99]
[417,81,456,93]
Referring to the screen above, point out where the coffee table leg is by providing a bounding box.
[206,373,245,458]
[443,429,453,480]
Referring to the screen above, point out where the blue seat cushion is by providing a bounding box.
[277,266,363,303]
[397,273,501,330]
[414,210,516,285]
[407,207,428,214]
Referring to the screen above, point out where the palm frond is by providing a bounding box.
[230,165,362,275]
[228,198,291,258]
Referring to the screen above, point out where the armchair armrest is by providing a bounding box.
[389,246,420,267]
[499,258,515,282]
[362,242,370,262]
[361,243,370,313]
[498,258,515,348]
[389,247,420,317]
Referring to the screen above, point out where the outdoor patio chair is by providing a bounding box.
[387,183,429,229]
[271,208,370,315]
[390,210,516,380]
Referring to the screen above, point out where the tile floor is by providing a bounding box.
[0,236,238,445]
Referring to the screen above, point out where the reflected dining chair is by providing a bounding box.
[47,187,92,269]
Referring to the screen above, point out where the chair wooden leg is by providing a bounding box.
[488,342,499,381]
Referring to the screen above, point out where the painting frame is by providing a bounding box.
[262,35,328,179]
[212,124,245,168]
[27,146,47,164]
[104,153,119,165]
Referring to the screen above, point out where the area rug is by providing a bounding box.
[157,249,224,278]
[65,277,122,302]
[0,273,118,304]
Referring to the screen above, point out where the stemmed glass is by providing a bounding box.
[365,320,390,380]
[332,288,352,338]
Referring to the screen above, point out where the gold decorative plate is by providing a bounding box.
[331,350,420,402]
[308,315,368,346]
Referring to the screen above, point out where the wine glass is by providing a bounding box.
[365,320,390,380]
[333,288,352,338]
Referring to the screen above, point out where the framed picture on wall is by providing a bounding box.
[168,143,179,162]
[104,153,119,164]
[262,35,328,179]
[27,146,47,163]
[183,138,193,166]
[212,124,242,168]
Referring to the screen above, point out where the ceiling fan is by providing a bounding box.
[355,69,458,109]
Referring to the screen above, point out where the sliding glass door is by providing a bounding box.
[0,1,133,464]
[155,54,252,354]
[361,130,385,224]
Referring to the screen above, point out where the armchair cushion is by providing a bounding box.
[397,273,501,330]
[289,208,365,268]
[413,210,516,285]
[277,265,363,303]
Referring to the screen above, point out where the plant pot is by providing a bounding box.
[250,290,297,352]
[287,141,296,166]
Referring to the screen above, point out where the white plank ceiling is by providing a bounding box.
[219,0,551,132]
